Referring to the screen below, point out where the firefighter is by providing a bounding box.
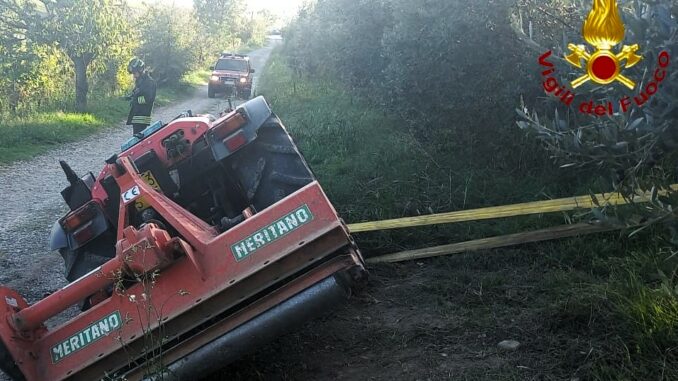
[125,58,157,135]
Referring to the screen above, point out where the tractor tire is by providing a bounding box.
[208,86,216,98]
[232,116,315,212]
[0,338,24,381]
[60,236,116,283]
[60,242,115,311]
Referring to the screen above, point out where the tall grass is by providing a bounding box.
[590,247,678,380]
[0,74,204,164]
[181,69,212,86]
[257,50,678,379]
[0,111,113,163]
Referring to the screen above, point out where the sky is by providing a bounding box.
[153,0,306,20]
[247,0,306,19]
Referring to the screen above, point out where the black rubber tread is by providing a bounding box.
[207,86,216,98]
[66,251,112,282]
[231,117,315,212]
[60,236,116,283]
[57,235,116,309]
[270,171,313,186]
[245,157,266,200]
[0,338,25,381]
[258,142,297,154]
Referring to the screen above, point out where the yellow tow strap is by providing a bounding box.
[347,185,678,233]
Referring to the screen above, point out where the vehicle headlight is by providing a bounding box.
[239,77,247,83]
[210,75,219,81]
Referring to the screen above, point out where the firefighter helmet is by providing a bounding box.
[127,58,145,74]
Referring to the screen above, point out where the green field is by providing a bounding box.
[0,78,199,164]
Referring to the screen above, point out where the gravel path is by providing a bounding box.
[0,40,276,380]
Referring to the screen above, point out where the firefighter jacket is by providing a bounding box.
[126,73,157,126]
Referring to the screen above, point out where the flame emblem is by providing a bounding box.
[565,0,642,89]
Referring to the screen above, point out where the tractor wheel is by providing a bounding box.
[232,117,315,212]
[0,338,24,381]
[58,236,116,310]
[208,86,216,98]
[59,237,116,284]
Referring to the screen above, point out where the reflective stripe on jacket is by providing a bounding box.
[131,115,152,124]
[126,73,157,126]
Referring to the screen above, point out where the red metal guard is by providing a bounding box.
[0,156,364,381]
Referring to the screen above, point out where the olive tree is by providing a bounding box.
[515,0,678,235]
[137,4,199,85]
[194,0,248,59]
[0,0,127,111]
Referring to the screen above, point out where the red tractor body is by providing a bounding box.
[0,97,365,380]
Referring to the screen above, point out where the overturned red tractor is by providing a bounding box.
[0,97,366,380]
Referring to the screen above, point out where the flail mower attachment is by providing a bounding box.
[0,97,366,380]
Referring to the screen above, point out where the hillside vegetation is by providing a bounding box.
[248,0,678,379]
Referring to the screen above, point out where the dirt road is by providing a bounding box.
[0,41,277,372]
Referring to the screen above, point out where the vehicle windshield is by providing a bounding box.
[215,59,248,72]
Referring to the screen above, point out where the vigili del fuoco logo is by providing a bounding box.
[538,0,670,116]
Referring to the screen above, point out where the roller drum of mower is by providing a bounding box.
[0,150,366,380]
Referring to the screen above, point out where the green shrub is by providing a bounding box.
[136,4,200,86]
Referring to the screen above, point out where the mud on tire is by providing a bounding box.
[232,116,314,212]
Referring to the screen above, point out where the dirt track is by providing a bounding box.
[0,41,277,380]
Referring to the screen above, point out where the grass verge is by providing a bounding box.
[247,50,678,380]
[181,69,212,87]
[0,74,203,164]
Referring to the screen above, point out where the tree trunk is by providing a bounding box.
[73,56,89,112]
